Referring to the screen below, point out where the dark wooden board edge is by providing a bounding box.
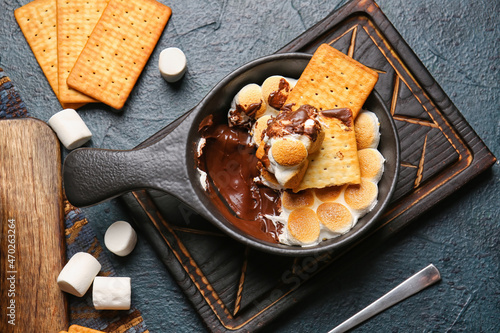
[121,0,496,332]
[276,0,497,234]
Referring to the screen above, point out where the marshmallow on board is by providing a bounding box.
[159,47,187,82]
[48,108,92,150]
[57,252,101,297]
[104,221,137,256]
[93,276,131,310]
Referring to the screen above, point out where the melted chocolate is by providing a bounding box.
[321,108,353,128]
[268,78,290,109]
[198,115,281,243]
[238,101,262,118]
[266,104,322,141]
[227,101,262,128]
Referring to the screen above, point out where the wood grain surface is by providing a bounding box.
[0,118,68,331]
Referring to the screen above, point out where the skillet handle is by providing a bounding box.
[63,146,161,207]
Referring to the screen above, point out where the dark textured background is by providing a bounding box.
[1,0,498,331]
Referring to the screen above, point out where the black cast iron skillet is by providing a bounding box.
[63,53,400,256]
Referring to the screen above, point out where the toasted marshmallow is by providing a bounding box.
[286,208,320,245]
[358,148,385,182]
[271,138,308,166]
[314,185,345,202]
[267,145,308,189]
[316,202,353,234]
[228,84,267,127]
[261,76,297,111]
[251,115,272,146]
[282,189,315,210]
[258,104,324,189]
[344,179,378,215]
[354,110,380,149]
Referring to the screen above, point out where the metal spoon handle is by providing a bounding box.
[328,264,441,333]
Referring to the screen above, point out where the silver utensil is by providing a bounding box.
[328,264,441,333]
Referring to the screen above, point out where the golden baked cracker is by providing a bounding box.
[15,0,59,97]
[68,325,104,333]
[283,160,308,190]
[57,0,108,104]
[285,44,377,191]
[294,111,360,192]
[286,43,378,118]
[67,0,172,109]
[14,0,86,109]
[62,102,87,109]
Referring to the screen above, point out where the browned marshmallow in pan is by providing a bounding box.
[228,84,267,127]
[287,208,320,245]
[271,139,308,166]
[314,185,345,202]
[317,202,353,234]
[355,110,380,149]
[258,104,324,190]
[67,0,172,109]
[282,189,315,210]
[261,76,296,111]
[358,148,385,182]
[344,179,378,214]
[251,115,271,146]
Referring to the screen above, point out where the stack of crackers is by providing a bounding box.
[285,43,379,191]
[15,0,172,110]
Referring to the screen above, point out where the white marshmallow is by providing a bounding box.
[104,221,137,256]
[159,47,187,82]
[57,252,101,297]
[48,109,92,150]
[93,277,131,310]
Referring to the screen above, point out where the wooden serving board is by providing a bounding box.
[121,0,496,331]
[0,118,68,332]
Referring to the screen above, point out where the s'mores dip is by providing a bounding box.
[197,44,384,247]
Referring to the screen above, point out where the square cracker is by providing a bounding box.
[285,44,378,191]
[286,43,378,119]
[14,0,85,109]
[295,111,360,191]
[67,0,172,110]
[57,0,109,104]
[68,324,104,332]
